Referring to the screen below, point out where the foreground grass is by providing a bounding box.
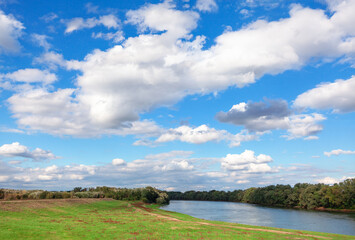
[0,199,353,239]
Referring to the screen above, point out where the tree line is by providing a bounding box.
[168,178,355,210]
[0,186,169,205]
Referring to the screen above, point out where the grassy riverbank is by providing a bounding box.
[0,199,353,239]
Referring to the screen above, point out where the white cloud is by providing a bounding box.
[294,76,355,113]
[3,68,57,85]
[64,14,120,33]
[286,113,325,140]
[126,1,199,38]
[159,159,194,171]
[317,176,354,185]
[0,10,24,53]
[324,149,355,157]
[195,0,218,12]
[92,30,124,43]
[33,51,67,70]
[155,124,260,147]
[0,175,9,182]
[38,174,54,181]
[112,158,125,166]
[221,150,275,173]
[239,9,253,18]
[7,87,163,137]
[305,136,319,140]
[31,34,51,51]
[5,1,355,138]
[237,180,250,184]
[0,142,59,161]
[0,127,24,134]
[40,12,58,23]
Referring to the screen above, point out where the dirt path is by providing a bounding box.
[133,203,332,240]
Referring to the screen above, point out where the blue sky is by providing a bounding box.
[0,0,354,191]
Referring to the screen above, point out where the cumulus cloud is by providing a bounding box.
[155,124,260,147]
[2,68,57,85]
[64,14,120,33]
[4,1,355,138]
[195,0,218,12]
[112,158,125,166]
[324,149,355,157]
[317,176,354,185]
[294,76,355,113]
[0,142,59,161]
[0,10,24,53]
[221,150,275,173]
[7,86,162,137]
[216,100,325,140]
[126,1,199,37]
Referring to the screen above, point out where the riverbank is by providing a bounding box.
[0,199,353,239]
[313,207,355,213]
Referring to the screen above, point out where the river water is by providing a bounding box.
[161,200,355,236]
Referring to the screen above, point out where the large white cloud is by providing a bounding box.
[294,76,355,113]
[0,10,24,53]
[6,1,355,137]
[0,142,59,161]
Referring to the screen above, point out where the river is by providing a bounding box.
[160,200,355,236]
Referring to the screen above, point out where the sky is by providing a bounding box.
[0,0,354,191]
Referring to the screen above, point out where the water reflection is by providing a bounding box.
[161,200,355,236]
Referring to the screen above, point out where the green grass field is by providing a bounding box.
[0,199,353,239]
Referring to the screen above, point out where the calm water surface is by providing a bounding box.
[161,200,355,236]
